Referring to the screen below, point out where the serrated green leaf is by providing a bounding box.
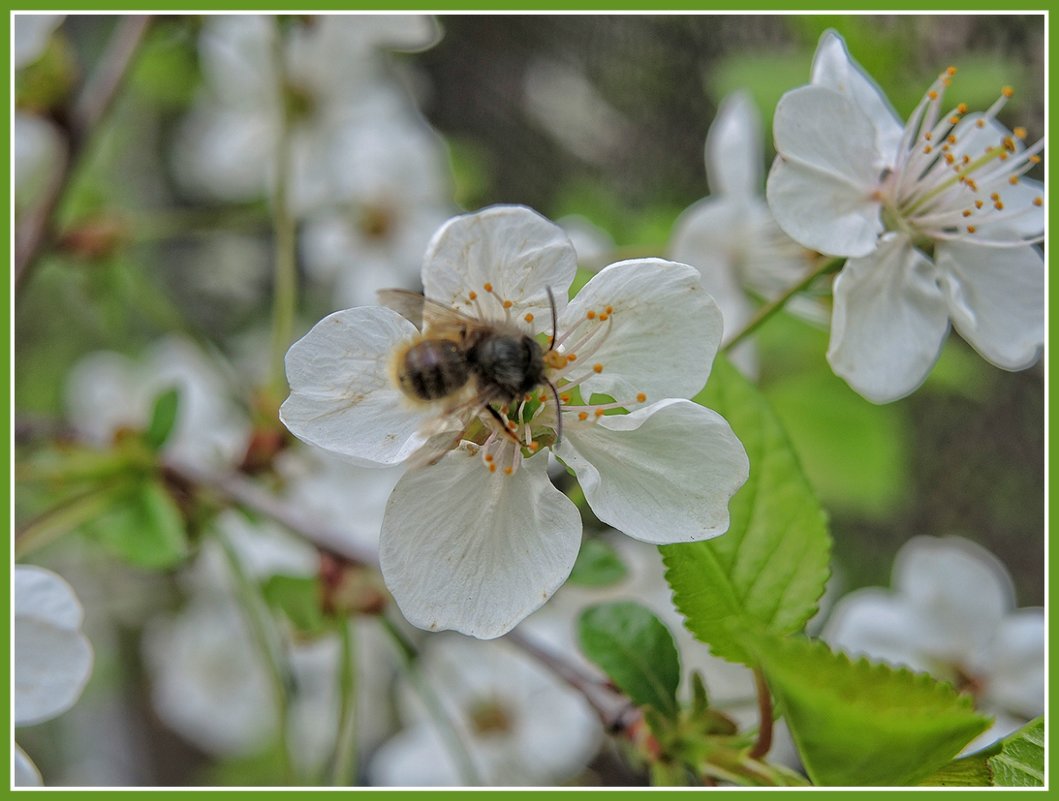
[567,538,628,587]
[577,601,680,720]
[143,387,181,451]
[988,716,1044,786]
[661,356,831,664]
[262,574,327,636]
[745,630,991,787]
[83,479,188,569]
[917,753,993,786]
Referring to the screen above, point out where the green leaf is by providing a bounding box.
[917,753,993,786]
[745,630,991,787]
[765,369,910,522]
[988,716,1044,786]
[661,355,831,664]
[143,387,181,451]
[577,601,680,720]
[83,479,188,569]
[262,574,327,636]
[567,538,628,587]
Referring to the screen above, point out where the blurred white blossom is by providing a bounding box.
[14,565,94,785]
[172,14,440,213]
[369,634,601,786]
[823,535,1043,749]
[14,13,64,69]
[64,336,251,468]
[670,91,818,375]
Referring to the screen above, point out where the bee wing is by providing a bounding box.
[377,289,479,335]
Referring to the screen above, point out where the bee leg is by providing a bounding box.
[483,403,523,445]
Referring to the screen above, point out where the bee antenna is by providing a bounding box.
[546,286,558,351]
[544,377,563,449]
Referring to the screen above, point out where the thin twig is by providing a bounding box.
[748,666,773,760]
[504,628,637,733]
[162,459,376,567]
[15,14,152,294]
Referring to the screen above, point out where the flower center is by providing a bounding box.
[877,68,1043,248]
[468,697,515,736]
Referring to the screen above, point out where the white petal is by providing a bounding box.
[809,30,904,158]
[976,609,1044,718]
[706,91,762,197]
[15,568,93,726]
[380,447,582,639]
[767,85,884,257]
[559,259,724,402]
[892,536,1014,663]
[936,242,1043,371]
[557,399,749,544]
[14,14,63,69]
[822,589,933,673]
[280,306,427,466]
[422,205,577,331]
[827,235,949,403]
[370,724,465,786]
[14,745,43,786]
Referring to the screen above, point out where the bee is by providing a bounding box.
[379,287,564,455]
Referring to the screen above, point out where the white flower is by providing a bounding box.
[369,634,601,786]
[14,565,94,785]
[823,535,1043,749]
[670,91,819,375]
[173,14,439,212]
[14,111,63,211]
[14,13,64,69]
[300,89,455,309]
[281,205,749,639]
[767,31,1044,403]
[64,335,251,468]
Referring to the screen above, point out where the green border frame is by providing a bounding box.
[5,4,1051,798]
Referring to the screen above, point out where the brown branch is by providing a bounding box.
[748,666,773,759]
[504,628,638,733]
[15,14,152,294]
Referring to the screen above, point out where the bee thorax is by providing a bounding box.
[468,333,544,399]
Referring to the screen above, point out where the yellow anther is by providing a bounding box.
[943,78,952,88]
[1009,175,1019,185]
[503,466,513,475]
[636,392,647,403]
[560,393,570,403]
[948,115,960,125]
[924,132,933,141]
[604,305,614,315]
[1014,127,1027,139]
[594,408,606,417]
[468,291,477,301]
[544,351,566,369]
[592,363,604,374]
[999,152,1009,161]
[957,102,968,114]
[947,134,957,145]
[502,299,513,309]
[506,420,517,431]
[483,282,493,292]
[524,312,534,323]
[598,313,609,321]
[923,145,933,154]
[993,201,1004,210]
[946,66,957,76]
[975,200,984,209]
[566,353,577,363]
[578,411,588,421]
[962,209,972,217]
[965,178,978,192]
[928,90,939,101]
[962,155,971,164]
[484,453,494,462]
[1033,197,1043,206]
[529,441,541,452]
[945,153,955,165]
[1002,136,1016,153]
[990,192,1000,201]
[1030,155,1041,164]
[967,225,977,233]
[489,463,497,473]
[586,310,597,320]
[976,119,986,128]
[1002,86,1015,98]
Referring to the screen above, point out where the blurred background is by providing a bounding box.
[13,12,1044,787]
